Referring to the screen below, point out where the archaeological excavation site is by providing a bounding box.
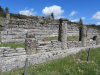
[0,13,100,73]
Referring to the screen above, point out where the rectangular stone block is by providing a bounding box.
[18,25,24,28]
[16,48,25,50]
[12,35,26,39]
[16,50,26,53]
[23,26,29,29]
[12,28,23,32]
[0,47,11,49]
[9,39,25,43]
[5,28,12,31]
[1,39,10,43]
[11,25,18,28]
[1,35,7,39]
[4,52,26,57]
[17,32,27,35]
[1,35,12,39]
[8,31,18,35]
[1,31,7,35]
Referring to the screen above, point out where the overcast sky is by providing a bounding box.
[0,0,100,25]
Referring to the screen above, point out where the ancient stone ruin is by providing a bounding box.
[0,13,100,72]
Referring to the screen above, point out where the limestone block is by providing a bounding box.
[5,28,12,31]
[4,52,26,57]
[26,33,35,38]
[23,26,29,29]
[1,31,7,35]
[18,32,27,35]
[9,50,16,53]
[16,48,25,50]
[1,35,7,39]
[11,25,18,28]
[14,39,25,43]
[18,25,23,28]
[12,35,26,39]
[1,39,10,43]
[8,31,18,35]
[12,28,23,32]
[16,48,25,53]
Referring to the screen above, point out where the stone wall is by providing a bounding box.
[0,44,100,73]
[36,40,97,53]
[0,19,100,43]
[0,47,26,57]
[0,39,97,58]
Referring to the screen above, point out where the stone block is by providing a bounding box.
[8,31,18,35]
[16,48,25,53]
[1,39,10,43]
[16,48,25,50]
[12,35,26,39]
[12,28,23,32]
[14,39,25,43]
[5,28,12,31]
[26,33,35,38]
[23,26,29,29]
[4,52,26,57]
[1,31,7,35]
[11,25,18,28]
[18,25,24,28]
[18,32,27,35]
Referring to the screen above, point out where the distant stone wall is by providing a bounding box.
[0,19,100,43]
[36,40,97,53]
[0,19,79,43]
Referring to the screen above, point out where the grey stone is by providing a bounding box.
[1,31,7,35]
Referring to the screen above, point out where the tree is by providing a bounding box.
[5,7,9,13]
[79,18,83,25]
[0,6,5,13]
[51,12,54,20]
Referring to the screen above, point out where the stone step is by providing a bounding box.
[0,47,11,50]
[38,50,47,53]
[3,52,26,57]
[15,48,25,50]
[1,39,25,43]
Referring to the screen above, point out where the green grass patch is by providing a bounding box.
[42,36,79,41]
[0,18,6,25]
[0,47,100,75]
[0,18,6,22]
[0,37,25,49]
[0,42,25,50]
[42,36,58,41]
[67,36,79,41]
[0,37,1,42]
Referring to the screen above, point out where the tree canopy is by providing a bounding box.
[5,7,9,13]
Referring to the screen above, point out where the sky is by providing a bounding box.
[0,0,100,25]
